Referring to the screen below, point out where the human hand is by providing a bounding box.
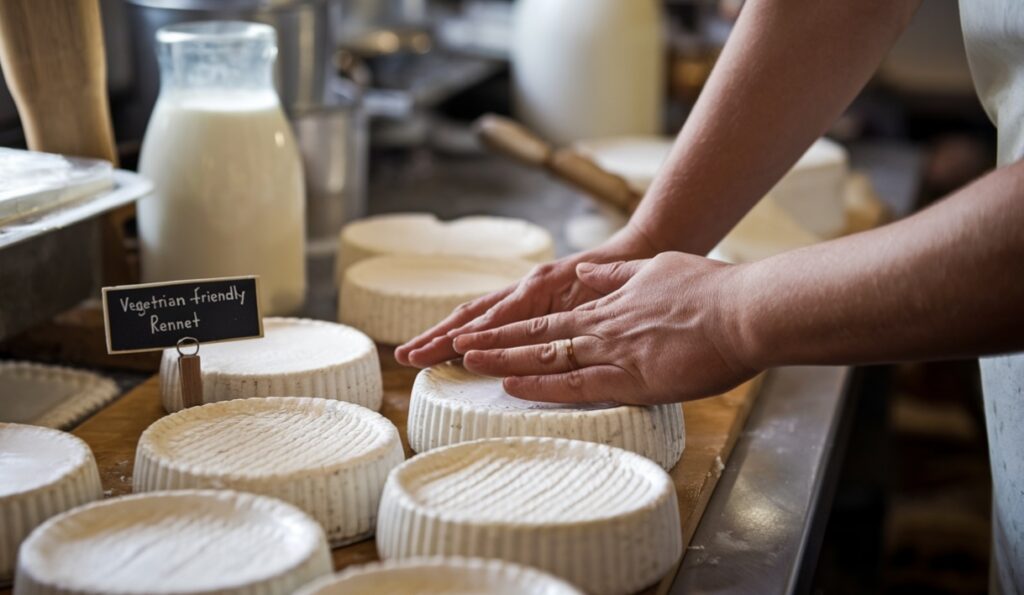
[395,230,655,368]
[452,252,759,405]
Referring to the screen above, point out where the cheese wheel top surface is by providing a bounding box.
[138,397,399,480]
[392,438,671,525]
[165,318,373,376]
[297,558,583,595]
[346,256,534,297]
[0,423,92,497]
[342,214,553,260]
[18,490,326,593]
[418,361,615,411]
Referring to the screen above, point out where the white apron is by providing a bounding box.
[960,3,1024,592]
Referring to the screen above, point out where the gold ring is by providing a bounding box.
[565,337,581,370]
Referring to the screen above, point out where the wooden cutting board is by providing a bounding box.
[1,349,760,595]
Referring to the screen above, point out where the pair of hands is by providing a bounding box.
[395,248,761,406]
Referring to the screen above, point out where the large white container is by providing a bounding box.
[138,21,306,315]
[512,0,664,145]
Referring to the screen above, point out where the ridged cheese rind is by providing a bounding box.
[376,437,682,595]
[336,213,555,280]
[408,362,685,470]
[340,257,534,345]
[294,557,584,595]
[134,397,405,546]
[14,490,332,595]
[0,424,102,585]
[159,318,382,413]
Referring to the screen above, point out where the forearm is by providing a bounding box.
[630,0,919,254]
[732,163,1024,368]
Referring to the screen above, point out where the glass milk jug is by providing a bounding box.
[137,21,306,315]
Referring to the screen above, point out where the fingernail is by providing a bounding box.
[576,262,595,274]
[452,336,468,354]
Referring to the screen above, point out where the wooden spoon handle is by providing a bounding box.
[475,113,552,167]
[0,0,117,164]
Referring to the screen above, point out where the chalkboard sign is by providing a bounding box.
[102,276,263,354]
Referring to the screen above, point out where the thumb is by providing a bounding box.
[575,260,647,295]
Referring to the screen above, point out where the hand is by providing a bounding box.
[395,229,656,368]
[452,252,759,405]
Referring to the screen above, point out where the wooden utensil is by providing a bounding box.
[475,114,643,215]
[0,0,135,285]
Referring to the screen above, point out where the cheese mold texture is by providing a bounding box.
[294,557,584,595]
[340,256,535,345]
[408,362,685,470]
[14,490,332,595]
[0,423,102,584]
[336,213,554,279]
[159,317,381,412]
[376,437,682,595]
[134,397,405,545]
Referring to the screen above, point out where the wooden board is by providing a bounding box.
[1,348,759,594]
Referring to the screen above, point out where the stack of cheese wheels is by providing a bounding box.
[408,362,685,470]
[376,437,682,595]
[159,318,381,413]
[15,490,332,595]
[134,397,404,546]
[336,213,555,279]
[295,558,584,595]
[340,256,534,345]
[0,424,102,584]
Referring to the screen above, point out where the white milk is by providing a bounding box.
[137,91,306,315]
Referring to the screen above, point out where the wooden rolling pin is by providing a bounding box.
[474,114,643,215]
[0,0,135,285]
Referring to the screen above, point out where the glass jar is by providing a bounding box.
[137,21,306,315]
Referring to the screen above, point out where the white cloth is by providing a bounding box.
[960,3,1024,592]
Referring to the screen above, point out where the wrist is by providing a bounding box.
[717,262,776,372]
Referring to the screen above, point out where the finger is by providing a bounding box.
[574,260,647,295]
[445,284,538,340]
[463,336,600,377]
[452,311,583,353]
[396,286,512,366]
[503,365,638,404]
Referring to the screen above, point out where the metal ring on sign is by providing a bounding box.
[176,336,200,357]
[565,337,581,371]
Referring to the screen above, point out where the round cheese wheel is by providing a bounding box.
[0,362,119,429]
[15,490,332,595]
[0,423,102,584]
[134,397,405,545]
[408,362,685,470]
[295,558,584,595]
[376,437,682,595]
[336,213,554,279]
[339,256,534,345]
[159,317,381,413]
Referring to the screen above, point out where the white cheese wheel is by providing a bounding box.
[0,424,102,584]
[336,213,554,279]
[14,490,332,595]
[376,437,682,595]
[295,558,584,595]
[0,362,119,430]
[159,317,381,413]
[408,362,685,470]
[134,397,405,546]
[339,256,534,345]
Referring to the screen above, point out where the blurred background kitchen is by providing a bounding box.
[0,1,994,593]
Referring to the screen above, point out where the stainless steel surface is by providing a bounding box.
[294,82,368,246]
[125,0,332,131]
[0,170,152,341]
[671,366,853,594]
